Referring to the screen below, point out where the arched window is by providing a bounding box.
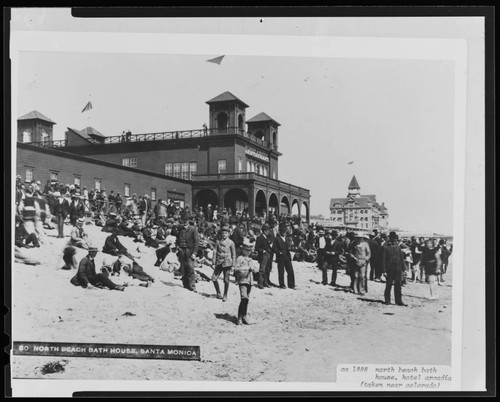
[41,130,49,144]
[23,130,32,143]
[272,132,277,147]
[238,114,244,130]
[216,113,229,131]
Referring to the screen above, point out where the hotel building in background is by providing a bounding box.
[329,175,388,231]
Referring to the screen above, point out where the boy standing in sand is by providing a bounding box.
[211,225,236,301]
[233,239,259,325]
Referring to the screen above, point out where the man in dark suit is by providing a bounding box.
[320,230,335,285]
[139,195,148,227]
[68,195,85,226]
[70,247,124,290]
[255,223,273,288]
[272,222,296,289]
[330,230,344,286]
[177,219,199,292]
[53,192,70,238]
[314,226,328,282]
[381,231,407,306]
[102,230,137,262]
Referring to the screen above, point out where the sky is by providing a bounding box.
[14,18,456,235]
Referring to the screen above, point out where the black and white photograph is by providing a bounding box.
[6,8,491,396]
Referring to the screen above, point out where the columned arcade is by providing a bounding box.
[192,173,310,222]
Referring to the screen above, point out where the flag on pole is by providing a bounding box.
[206,55,225,65]
[347,161,354,165]
[81,101,93,113]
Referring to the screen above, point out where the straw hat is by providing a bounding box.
[241,238,254,250]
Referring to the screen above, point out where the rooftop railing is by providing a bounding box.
[24,127,277,151]
[23,139,67,148]
[102,127,269,148]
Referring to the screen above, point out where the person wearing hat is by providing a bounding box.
[231,219,248,257]
[255,223,274,288]
[154,226,177,267]
[69,217,90,249]
[142,222,159,249]
[314,226,327,272]
[102,212,119,232]
[205,204,213,223]
[137,195,148,227]
[346,233,371,295]
[70,247,124,291]
[233,239,259,325]
[177,219,199,292]
[368,231,383,282]
[381,231,407,305]
[102,230,137,262]
[318,230,337,286]
[68,193,85,226]
[211,225,236,301]
[272,222,296,289]
[53,191,70,238]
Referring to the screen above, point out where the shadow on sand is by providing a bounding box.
[357,297,386,304]
[160,280,182,288]
[200,292,219,299]
[214,313,238,325]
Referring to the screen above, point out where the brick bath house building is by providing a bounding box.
[16,92,311,221]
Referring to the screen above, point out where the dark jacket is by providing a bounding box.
[381,241,406,273]
[69,202,85,224]
[272,234,292,262]
[71,255,97,287]
[231,224,248,247]
[53,199,70,218]
[103,234,127,254]
[177,225,199,255]
[255,233,272,262]
[15,224,30,246]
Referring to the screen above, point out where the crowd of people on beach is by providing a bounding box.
[14,176,453,324]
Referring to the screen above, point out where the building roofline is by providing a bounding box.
[17,110,56,124]
[17,142,192,185]
[205,91,249,108]
[247,112,281,126]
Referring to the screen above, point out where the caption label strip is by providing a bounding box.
[13,341,200,361]
[337,364,453,390]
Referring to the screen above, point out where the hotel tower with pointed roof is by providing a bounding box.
[329,175,388,230]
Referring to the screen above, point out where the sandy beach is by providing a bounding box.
[11,223,452,382]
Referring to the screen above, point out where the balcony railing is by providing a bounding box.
[191,172,309,195]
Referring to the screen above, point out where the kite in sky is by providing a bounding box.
[206,55,225,65]
[81,101,93,113]
[347,161,354,165]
